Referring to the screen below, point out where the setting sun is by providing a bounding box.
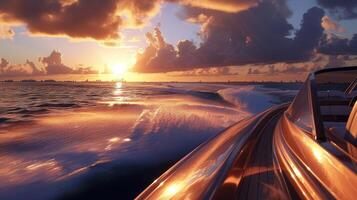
[110,63,130,77]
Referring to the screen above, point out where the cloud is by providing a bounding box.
[0,58,9,69]
[168,0,260,13]
[40,50,74,74]
[0,0,288,44]
[40,50,98,74]
[319,33,357,55]
[172,67,239,77]
[116,0,161,27]
[293,7,325,59]
[282,65,318,74]
[134,26,179,73]
[247,65,283,75]
[316,0,357,19]
[0,25,14,39]
[25,59,45,75]
[0,50,98,77]
[247,64,321,76]
[325,55,351,68]
[0,58,45,77]
[1,0,355,77]
[0,0,162,44]
[72,65,98,74]
[133,2,325,73]
[327,54,357,68]
[246,53,355,76]
[321,16,346,33]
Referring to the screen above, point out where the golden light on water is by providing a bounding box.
[115,82,122,89]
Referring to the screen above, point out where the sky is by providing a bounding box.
[0,0,357,82]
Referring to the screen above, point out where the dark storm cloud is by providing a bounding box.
[319,34,357,55]
[0,0,255,42]
[0,0,121,41]
[133,2,325,73]
[316,0,357,19]
[0,0,162,42]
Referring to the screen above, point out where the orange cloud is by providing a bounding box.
[0,25,14,39]
[0,0,261,44]
[321,16,346,33]
[0,50,99,77]
[0,58,45,77]
[0,0,161,44]
[40,50,98,74]
[170,0,259,13]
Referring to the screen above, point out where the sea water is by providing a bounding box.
[0,82,298,200]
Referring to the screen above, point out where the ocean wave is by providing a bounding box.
[0,117,10,124]
[218,86,278,113]
[36,103,80,108]
[146,84,232,106]
[12,108,49,115]
[126,103,247,161]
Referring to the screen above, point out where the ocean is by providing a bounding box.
[0,82,298,200]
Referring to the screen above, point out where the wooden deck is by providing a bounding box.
[236,114,296,200]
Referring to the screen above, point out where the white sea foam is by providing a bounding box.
[218,86,277,113]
